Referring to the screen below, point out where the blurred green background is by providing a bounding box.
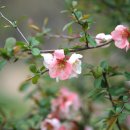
[0,0,130,118]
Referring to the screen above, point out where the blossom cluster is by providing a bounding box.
[96,25,130,51]
[41,25,130,81]
[41,50,83,81]
[40,87,92,130]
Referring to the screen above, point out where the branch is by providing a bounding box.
[45,33,81,40]
[103,72,122,130]
[32,39,113,54]
[0,12,29,45]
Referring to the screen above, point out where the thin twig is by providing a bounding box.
[103,72,122,130]
[72,11,89,47]
[45,33,81,40]
[28,39,112,54]
[0,12,29,45]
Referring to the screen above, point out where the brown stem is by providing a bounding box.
[28,39,112,54]
[103,72,122,130]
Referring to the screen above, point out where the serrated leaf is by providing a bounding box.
[63,21,74,31]
[31,48,40,56]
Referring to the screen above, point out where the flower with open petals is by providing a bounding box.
[111,25,130,51]
[51,87,81,119]
[95,33,112,47]
[41,50,83,81]
[41,118,61,130]
[41,50,72,80]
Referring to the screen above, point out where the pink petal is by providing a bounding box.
[58,62,72,80]
[54,49,65,59]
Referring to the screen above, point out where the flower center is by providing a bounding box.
[57,59,66,69]
[45,123,54,130]
[122,29,129,38]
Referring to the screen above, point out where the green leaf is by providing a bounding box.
[100,60,109,71]
[118,112,127,122]
[32,75,40,84]
[87,35,96,47]
[124,72,130,80]
[63,21,75,31]
[72,0,78,7]
[92,66,103,78]
[75,11,82,19]
[4,37,16,52]
[19,82,30,92]
[31,48,40,56]
[29,37,40,47]
[0,59,6,71]
[94,77,102,88]
[124,103,130,111]
[88,87,105,99]
[40,66,45,71]
[29,64,37,73]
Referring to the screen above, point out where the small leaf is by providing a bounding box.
[0,59,6,71]
[94,77,102,88]
[63,21,75,31]
[29,24,41,32]
[29,64,37,73]
[124,103,130,111]
[87,35,96,47]
[32,75,40,84]
[124,72,130,80]
[4,37,16,52]
[31,48,40,56]
[29,37,40,47]
[72,1,78,7]
[19,82,30,92]
[88,87,105,99]
[100,60,109,71]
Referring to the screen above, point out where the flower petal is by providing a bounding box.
[54,49,65,59]
[41,53,53,68]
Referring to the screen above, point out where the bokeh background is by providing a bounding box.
[0,0,130,118]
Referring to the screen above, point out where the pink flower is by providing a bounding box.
[95,33,112,47]
[51,87,81,119]
[41,50,83,81]
[85,126,93,130]
[68,53,83,78]
[41,118,61,130]
[111,25,130,51]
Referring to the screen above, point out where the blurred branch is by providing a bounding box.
[45,33,81,40]
[103,72,122,130]
[0,12,29,45]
